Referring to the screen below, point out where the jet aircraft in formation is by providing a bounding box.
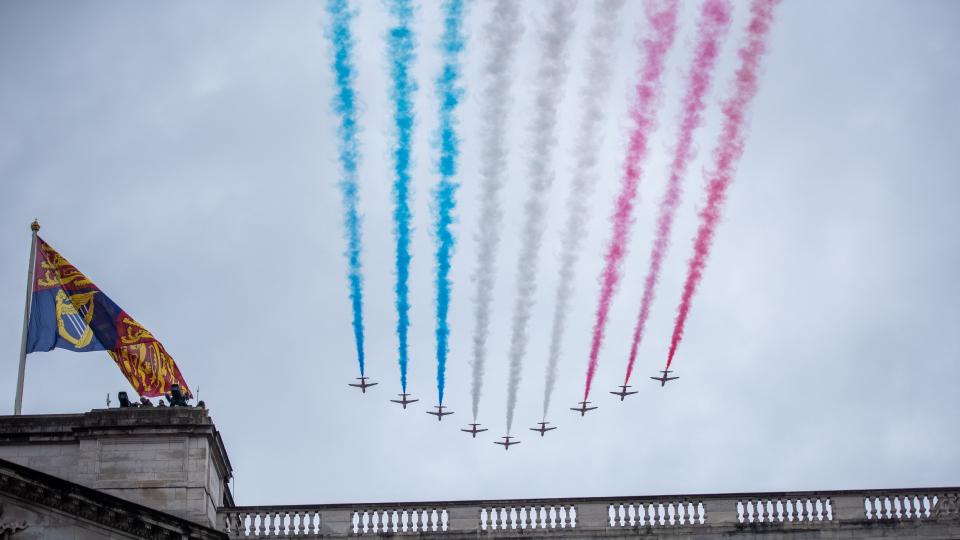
[570,401,597,416]
[609,384,637,401]
[650,370,678,387]
[426,405,454,421]
[530,421,556,436]
[390,393,419,409]
[461,423,488,437]
[494,435,520,450]
[348,376,377,393]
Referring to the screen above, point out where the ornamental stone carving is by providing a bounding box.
[0,504,28,539]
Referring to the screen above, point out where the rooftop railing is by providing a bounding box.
[217,487,959,537]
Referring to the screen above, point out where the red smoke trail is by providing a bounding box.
[583,0,679,401]
[665,0,779,370]
[622,0,732,386]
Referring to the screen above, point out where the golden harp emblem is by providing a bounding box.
[55,289,97,348]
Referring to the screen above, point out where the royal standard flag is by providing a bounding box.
[26,237,191,398]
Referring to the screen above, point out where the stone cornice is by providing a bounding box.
[0,408,233,483]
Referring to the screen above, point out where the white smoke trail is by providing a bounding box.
[470,0,523,422]
[542,0,625,419]
[505,0,576,434]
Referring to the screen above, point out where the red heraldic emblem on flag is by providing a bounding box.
[26,237,192,398]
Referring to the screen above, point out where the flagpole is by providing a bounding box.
[14,220,40,415]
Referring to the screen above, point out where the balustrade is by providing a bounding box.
[736,496,832,524]
[218,487,959,537]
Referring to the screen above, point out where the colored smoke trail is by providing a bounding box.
[326,0,366,376]
[622,0,732,386]
[470,0,522,422]
[542,0,625,420]
[388,0,417,392]
[665,0,779,370]
[583,0,679,401]
[505,0,575,434]
[433,0,466,406]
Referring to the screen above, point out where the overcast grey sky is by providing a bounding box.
[1,0,958,506]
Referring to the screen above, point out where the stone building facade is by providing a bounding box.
[0,407,957,539]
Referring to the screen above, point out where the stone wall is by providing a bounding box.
[0,407,232,530]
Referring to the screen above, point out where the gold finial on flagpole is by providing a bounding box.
[30,219,40,232]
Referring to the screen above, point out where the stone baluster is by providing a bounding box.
[417,508,425,532]
[915,495,927,519]
[406,509,415,532]
[640,502,651,526]
[869,497,880,520]
[291,510,301,535]
[299,510,307,534]
[901,496,914,519]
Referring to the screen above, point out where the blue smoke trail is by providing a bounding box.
[388,0,416,392]
[326,0,366,375]
[433,0,466,406]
